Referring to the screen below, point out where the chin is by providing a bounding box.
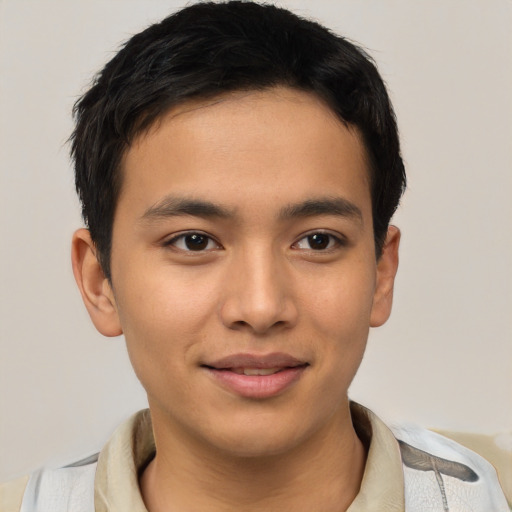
[214,432,302,459]
[202,413,319,460]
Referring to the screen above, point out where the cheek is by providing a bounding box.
[304,265,376,336]
[113,271,218,378]
[302,265,375,382]
[117,263,220,329]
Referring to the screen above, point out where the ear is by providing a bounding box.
[370,226,401,328]
[71,228,123,337]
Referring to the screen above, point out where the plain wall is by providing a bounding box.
[1,0,511,481]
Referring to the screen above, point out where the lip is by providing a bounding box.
[202,352,309,399]
[205,352,306,370]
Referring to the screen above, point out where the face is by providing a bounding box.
[79,88,399,457]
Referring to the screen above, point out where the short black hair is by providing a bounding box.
[71,0,406,280]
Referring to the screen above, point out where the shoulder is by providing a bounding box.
[390,424,510,512]
[0,410,151,512]
[0,474,30,512]
[1,454,98,512]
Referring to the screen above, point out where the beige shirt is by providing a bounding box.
[0,403,405,511]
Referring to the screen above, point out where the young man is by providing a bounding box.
[1,2,508,511]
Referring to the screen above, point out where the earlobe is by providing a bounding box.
[71,228,123,337]
[370,226,401,328]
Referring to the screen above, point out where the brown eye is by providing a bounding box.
[307,233,330,250]
[166,232,220,252]
[293,232,343,251]
[184,234,209,250]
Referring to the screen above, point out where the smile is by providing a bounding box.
[231,367,282,376]
[202,353,309,399]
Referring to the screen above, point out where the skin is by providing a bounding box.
[72,87,400,512]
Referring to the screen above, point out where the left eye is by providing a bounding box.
[293,233,341,251]
[166,233,220,252]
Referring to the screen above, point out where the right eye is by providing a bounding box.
[164,232,221,252]
[292,231,346,252]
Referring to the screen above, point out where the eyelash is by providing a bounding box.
[163,230,346,253]
[292,231,346,252]
[163,232,222,252]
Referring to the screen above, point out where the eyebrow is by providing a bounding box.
[140,195,362,224]
[141,196,233,222]
[278,197,363,223]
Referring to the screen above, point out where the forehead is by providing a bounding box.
[118,87,371,222]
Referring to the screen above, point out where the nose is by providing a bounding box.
[219,247,299,335]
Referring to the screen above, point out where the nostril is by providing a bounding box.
[219,290,299,334]
[232,320,250,328]
[228,318,290,334]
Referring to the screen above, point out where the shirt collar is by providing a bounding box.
[347,402,405,511]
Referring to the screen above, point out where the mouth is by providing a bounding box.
[201,353,309,399]
[228,367,287,376]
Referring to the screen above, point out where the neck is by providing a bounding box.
[140,405,366,512]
